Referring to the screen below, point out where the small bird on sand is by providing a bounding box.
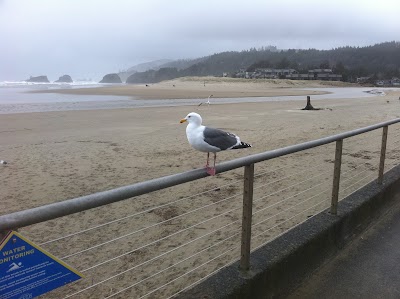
[1,160,8,165]
[180,112,251,175]
[198,95,213,107]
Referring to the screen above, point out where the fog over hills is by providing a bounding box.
[120,42,400,84]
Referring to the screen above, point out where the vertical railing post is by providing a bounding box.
[378,126,388,184]
[331,139,343,215]
[240,163,254,272]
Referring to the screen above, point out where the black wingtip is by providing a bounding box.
[232,142,252,149]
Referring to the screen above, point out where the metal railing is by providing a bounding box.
[1,118,400,298]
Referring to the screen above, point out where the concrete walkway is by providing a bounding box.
[286,198,400,299]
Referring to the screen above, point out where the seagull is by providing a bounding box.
[198,95,213,107]
[180,112,251,175]
[0,160,7,165]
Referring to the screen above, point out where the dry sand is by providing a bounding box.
[2,79,400,298]
[29,76,356,99]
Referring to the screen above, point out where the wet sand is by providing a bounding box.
[30,76,356,99]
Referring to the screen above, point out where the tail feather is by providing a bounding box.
[232,141,252,149]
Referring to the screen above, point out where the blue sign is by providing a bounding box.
[0,231,83,299]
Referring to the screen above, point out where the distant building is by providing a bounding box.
[391,77,400,86]
[307,69,342,81]
[234,68,342,81]
[374,78,400,87]
[356,77,371,84]
[286,73,311,80]
[286,69,342,81]
[255,68,298,78]
[243,68,298,79]
[233,69,247,78]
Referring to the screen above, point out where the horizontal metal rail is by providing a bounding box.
[1,118,399,232]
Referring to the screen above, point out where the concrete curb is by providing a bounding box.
[178,165,400,299]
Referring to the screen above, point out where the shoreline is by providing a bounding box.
[26,77,361,99]
[2,76,395,115]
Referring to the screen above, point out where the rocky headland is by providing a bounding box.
[99,73,122,83]
[25,75,50,83]
[55,75,73,83]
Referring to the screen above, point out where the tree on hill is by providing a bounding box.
[246,60,272,72]
[319,60,330,69]
[277,57,290,69]
[125,42,400,84]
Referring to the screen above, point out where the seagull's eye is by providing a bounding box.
[188,116,191,118]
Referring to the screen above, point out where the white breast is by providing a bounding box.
[186,124,220,153]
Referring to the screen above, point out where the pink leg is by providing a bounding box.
[206,153,217,176]
[214,153,216,168]
[205,152,210,168]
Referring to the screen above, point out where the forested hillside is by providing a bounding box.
[126,42,400,83]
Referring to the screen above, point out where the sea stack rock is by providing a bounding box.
[55,75,73,83]
[26,75,50,83]
[99,73,122,83]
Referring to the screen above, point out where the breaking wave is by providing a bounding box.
[0,81,103,89]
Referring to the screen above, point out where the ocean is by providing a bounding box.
[0,81,135,114]
[0,81,391,114]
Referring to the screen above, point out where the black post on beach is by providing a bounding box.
[304,96,314,110]
[302,95,320,110]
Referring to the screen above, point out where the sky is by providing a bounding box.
[1,0,399,81]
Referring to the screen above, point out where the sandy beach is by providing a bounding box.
[2,78,400,298]
[29,76,356,99]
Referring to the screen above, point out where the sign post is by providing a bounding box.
[0,231,83,299]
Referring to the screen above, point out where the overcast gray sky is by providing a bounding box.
[1,0,399,81]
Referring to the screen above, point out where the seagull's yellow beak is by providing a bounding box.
[180,118,187,123]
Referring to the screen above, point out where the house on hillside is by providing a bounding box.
[308,69,342,81]
[391,77,400,86]
[234,68,342,81]
[241,68,298,79]
[233,69,247,78]
[254,68,298,79]
[374,78,400,87]
[356,77,371,84]
[286,73,310,80]
[285,69,342,81]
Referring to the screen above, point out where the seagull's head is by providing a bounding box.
[180,112,202,125]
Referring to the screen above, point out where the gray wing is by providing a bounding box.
[203,127,239,150]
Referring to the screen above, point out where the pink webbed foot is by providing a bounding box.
[206,167,216,176]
